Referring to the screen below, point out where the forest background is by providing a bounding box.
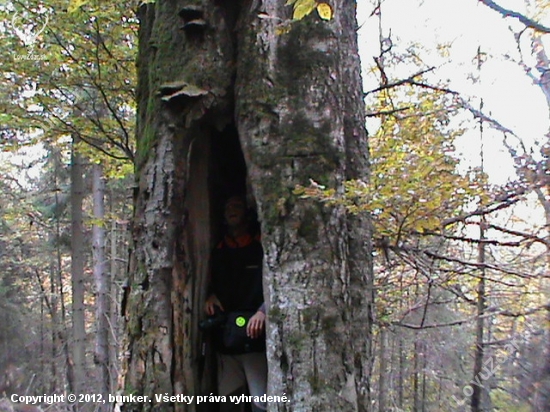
[0,0,549,411]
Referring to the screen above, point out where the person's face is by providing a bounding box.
[224,198,246,228]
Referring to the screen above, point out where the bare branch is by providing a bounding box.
[441,193,523,227]
[422,249,536,279]
[418,230,524,248]
[488,223,550,248]
[479,0,550,33]
[392,317,472,330]
[366,106,412,117]
[482,304,549,318]
[364,67,436,95]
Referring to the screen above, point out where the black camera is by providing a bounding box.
[199,308,226,331]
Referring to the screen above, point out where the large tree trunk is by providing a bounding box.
[122,1,372,411]
[121,1,233,408]
[236,3,372,410]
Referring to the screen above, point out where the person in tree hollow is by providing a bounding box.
[205,195,267,412]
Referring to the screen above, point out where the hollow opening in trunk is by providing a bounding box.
[179,118,260,400]
[210,123,250,240]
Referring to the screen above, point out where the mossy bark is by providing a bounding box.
[236,2,373,410]
[123,1,373,411]
[123,2,235,411]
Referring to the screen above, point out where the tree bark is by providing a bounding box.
[412,340,419,412]
[92,163,110,410]
[54,144,74,394]
[236,3,372,410]
[121,2,233,408]
[71,136,87,397]
[109,204,122,397]
[377,328,387,412]
[122,1,372,411]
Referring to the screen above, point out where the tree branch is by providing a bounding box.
[366,106,412,117]
[479,0,550,33]
[418,230,524,248]
[422,249,536,279]
[364,67,436,95]
[482,304,549,318]
[392,317,472,330]
[441,193,522,227]
[488,223,550,248]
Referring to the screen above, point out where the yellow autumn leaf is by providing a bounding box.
[68,0,87,13]
[293,0,317,20]
[316,3,333,20]
[276,24,292,35]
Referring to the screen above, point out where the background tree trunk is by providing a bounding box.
[71,136,87,396]
[412,340,419,412]
[471,220,486,412]
[377,328,387,412]
[92,163,110,411]
[109,203,123,395]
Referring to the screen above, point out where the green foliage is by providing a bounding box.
[68,0,87,13]
[491,389,531,412]
[1,0,136,175]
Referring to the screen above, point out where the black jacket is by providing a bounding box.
[210,234,264,313]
